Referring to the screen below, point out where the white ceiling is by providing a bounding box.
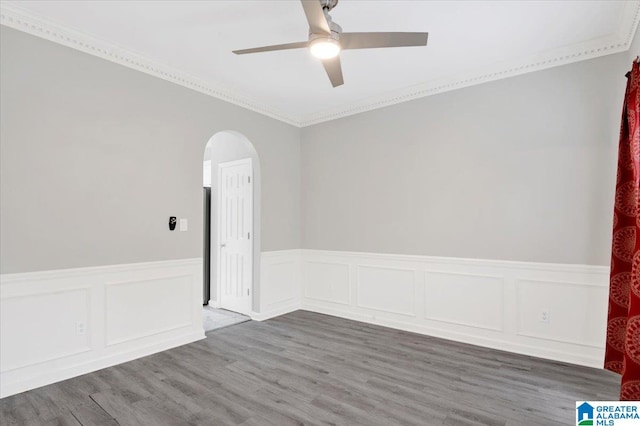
[1,1,638,126]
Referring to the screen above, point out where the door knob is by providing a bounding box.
[220,243,226,248]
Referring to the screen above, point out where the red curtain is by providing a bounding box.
[605,61,640,401]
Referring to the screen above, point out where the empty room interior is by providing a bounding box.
[2,0,640,424]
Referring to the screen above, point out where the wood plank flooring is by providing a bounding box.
[0,310,620,425]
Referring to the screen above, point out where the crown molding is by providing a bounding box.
[0,3,303,127]
[620,0,640,51]
[299,0,640,126]
[1,1,639,129]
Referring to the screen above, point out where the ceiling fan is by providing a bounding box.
[232,0,429,88]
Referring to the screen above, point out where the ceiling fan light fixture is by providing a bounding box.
[309,37,341,59]
[233,0,428,88]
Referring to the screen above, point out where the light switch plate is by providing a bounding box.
[179,218,188,231]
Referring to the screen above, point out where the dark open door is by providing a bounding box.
[203,187,211,305]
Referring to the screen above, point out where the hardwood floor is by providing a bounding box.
[0,310,620,425]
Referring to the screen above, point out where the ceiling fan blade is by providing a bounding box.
[322,56,344,88]
[341,32,428,50]
[233,41,308,55]
[300,0,331,35]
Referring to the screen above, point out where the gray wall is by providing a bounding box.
[2,24,635,273]
[0,27,301,274]
[301,52,629,265]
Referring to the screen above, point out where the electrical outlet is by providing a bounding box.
[76,321,86,336]
[540,309,551,324]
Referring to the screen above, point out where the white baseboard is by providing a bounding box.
[300,249,609,369]
[0,258,205,398]
[300,303,600,368]
[250,301,299,322]
[1,330,204,399]
[252,248,609,368]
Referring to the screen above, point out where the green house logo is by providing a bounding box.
[577,402,594,425]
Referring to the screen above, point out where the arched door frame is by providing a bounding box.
[203,130,261,314]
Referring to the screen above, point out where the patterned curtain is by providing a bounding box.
[605,61,640,401]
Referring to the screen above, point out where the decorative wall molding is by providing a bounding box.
[300,0,640,125]
[0,258,205,398]
[1,287,92,372]
[104,273,195,346]
[2,1,639,128]
[299,41,636,126]
[514,278,608,349]
[252,250,301,321]
[300,249,610,369]
[0,251,302,397]
[303,260,351,306]
[0,3,299,127]
[355,265,417,317]
[0,249,615,398]
[424,271,505,332]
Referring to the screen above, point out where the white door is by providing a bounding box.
[217,158,253,315]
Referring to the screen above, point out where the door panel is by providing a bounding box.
[217,159,253,315]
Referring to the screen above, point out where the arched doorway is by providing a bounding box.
[202,131,261,324]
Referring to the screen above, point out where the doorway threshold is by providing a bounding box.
[203,306,250,332]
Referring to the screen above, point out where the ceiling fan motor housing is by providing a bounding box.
[320,0,339,12]
[309,13,342,43]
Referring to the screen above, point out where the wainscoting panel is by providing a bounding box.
[105,274,194,346]
[301,249,610,368]
[0,259,204,398]
[356,265,416,317]
[425,271,504,331]
[516,279,609,348]
[0,249,612,398]
[303,261,350,306]
[1,288,91,372]
[254,250,301,321]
